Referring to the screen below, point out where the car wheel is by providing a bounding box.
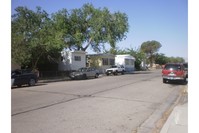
[183,78,187,85]
[95,73,99,78]
[114,71,118,75]
[121,70,125,75]
[163,79,166,83]
[70,77,75,80]
[17,84,22,87]
[29,78,36,86]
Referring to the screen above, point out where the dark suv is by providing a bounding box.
[162,63,187,83]
[11,69,38,87]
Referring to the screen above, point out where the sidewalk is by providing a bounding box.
[160,86,188,133]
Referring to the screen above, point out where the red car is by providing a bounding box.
[162,63,187,83]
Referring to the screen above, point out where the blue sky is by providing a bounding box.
[11,0,188,60]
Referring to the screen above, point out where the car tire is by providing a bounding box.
[121,71,125,75]
[17,84,22,87]
[95,73,99,78]
[114,71,118,75]
[183,78,187,85]
[29,78,36,86]
[163,79,166,83]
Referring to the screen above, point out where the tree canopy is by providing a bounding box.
[155,53,168,65]
[12,4,129,69]
[51,4,129,52]
[155,53,185,64]
[141,40,162,67]
[12,6,62,69]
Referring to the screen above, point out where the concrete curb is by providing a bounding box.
[37,74,105,83]
[38,77,70,83]
[160,85,188,133]
[135,85,185,133]
[160,103,188,133]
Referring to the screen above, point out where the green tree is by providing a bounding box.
[125,47,146,70]
[103,47,125,55]
[140,40,162,67]
[167,57,185,63]
[12,6,65,69]
[50,9,72,50]
[12,4,129,69]
[54,3,129,52]
[155,53,169,65]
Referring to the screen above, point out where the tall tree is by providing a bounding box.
[12,6,65,69]
[140,40,162,67]
[53,3,129,52]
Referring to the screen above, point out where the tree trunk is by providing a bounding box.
[82,37,92,51]
[32,51,44,69]
[150,53,153,67]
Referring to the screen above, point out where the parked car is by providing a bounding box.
[162,63,187,83]
[11,69,38,87]
[69,67,99,80]
[106,65,125,76]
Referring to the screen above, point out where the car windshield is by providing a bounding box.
[11,70,21,75]
[164,64,181,71]
[110,66,117,68]
[78,68,87,72]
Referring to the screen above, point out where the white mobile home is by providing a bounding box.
[115,55,135,72]
[58,50,86,71]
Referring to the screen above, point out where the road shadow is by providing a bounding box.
[125,71,153,75]
[11,83,47,89]
[164,80,188,86]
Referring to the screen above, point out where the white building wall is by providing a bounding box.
[71,51,86,70]
[58,50,86,71]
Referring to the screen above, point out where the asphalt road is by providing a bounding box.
[11,70,186,133]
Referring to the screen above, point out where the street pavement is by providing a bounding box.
[37,71,188,133]
[38,72,188,133]
[12,70,188,133]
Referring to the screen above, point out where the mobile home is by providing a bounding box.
[58,50,86,71]
[115,55,135,72]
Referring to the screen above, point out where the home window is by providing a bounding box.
[74,56,81,61]
[131,60,134,65]
[102,58,108,65]
[125,59,130,65]
[125,59,134,65]
[109,59,115,65]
